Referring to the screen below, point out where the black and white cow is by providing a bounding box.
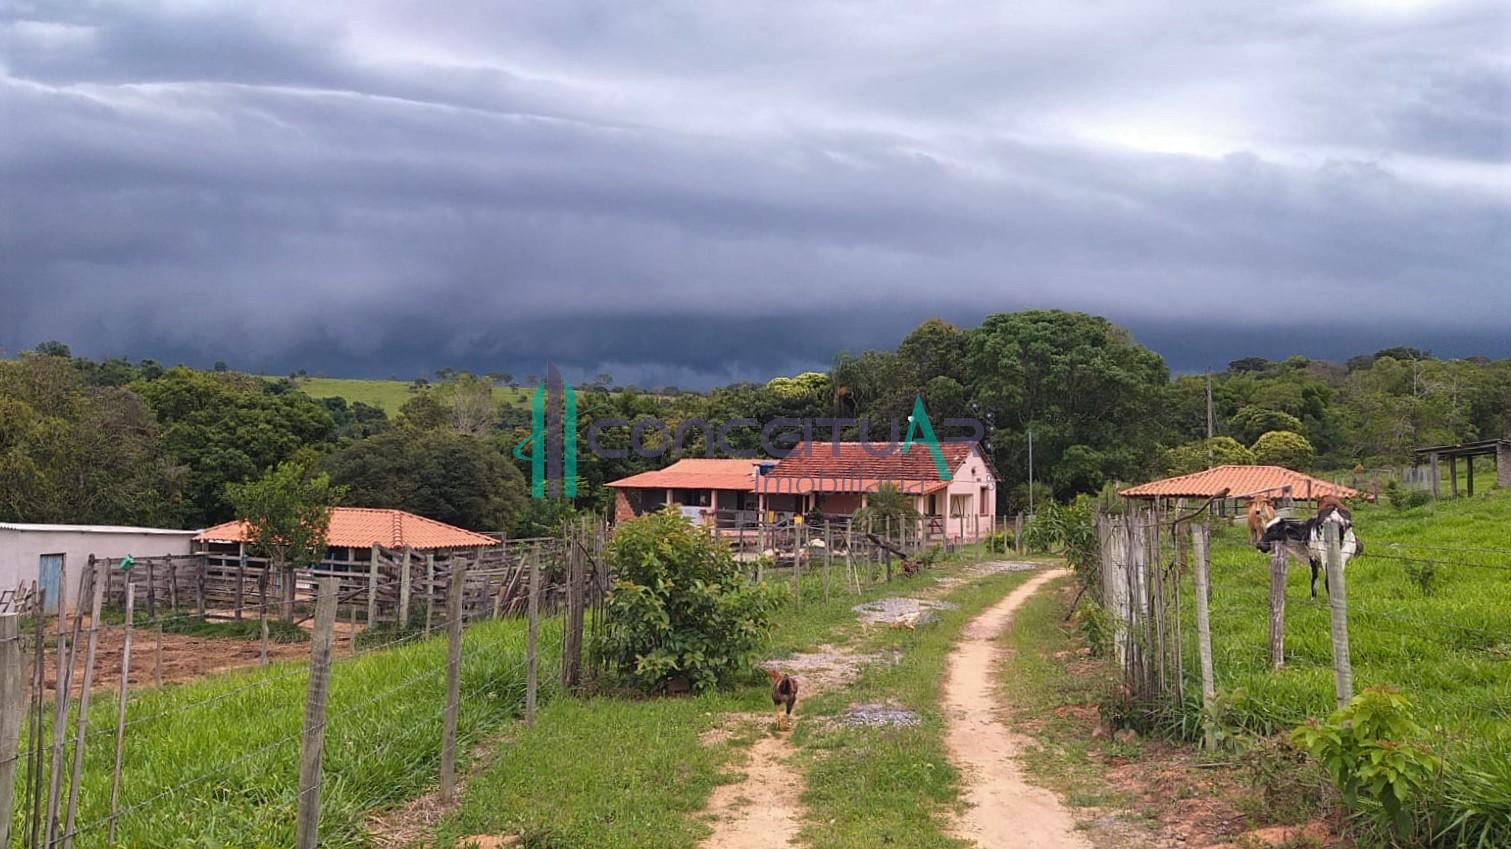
[1254,501,1363,599]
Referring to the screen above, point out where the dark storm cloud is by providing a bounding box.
[1,0,1508,386]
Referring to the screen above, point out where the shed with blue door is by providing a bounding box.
[0,523,198,614]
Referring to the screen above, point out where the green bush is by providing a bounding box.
[1074,600,1116,658]
[599,508,779,693]
[1292,688,1441,838]
[1384,480,1432,511]
[1251,430,1316,469]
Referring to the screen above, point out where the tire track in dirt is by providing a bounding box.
[943,568,1093,849]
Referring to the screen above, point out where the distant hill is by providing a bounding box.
[292,377,531,415]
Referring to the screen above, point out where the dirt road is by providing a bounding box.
[699,731,803,849]
[943,568,1092,849]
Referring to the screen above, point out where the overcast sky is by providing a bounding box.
[2,0,1508,386]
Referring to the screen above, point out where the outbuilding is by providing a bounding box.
[0,523,199,614]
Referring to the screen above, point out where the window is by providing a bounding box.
[980,487,992,515]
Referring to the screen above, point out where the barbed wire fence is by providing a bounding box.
[0,519,608,849]
[1093,504,1511,744]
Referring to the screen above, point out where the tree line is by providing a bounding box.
[3,313,1507,532]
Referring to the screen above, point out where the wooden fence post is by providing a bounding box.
[1324,524,1354,707]
[107,588,135,842]
[258,569,270,667]
[793,522,804,605]
[367,544,380,627]
[0,615,24,848]
[1268,541,1288,669]
[294,577,338,849]
[823,523,832,601]
[398,545,413,628]
[424,553,435,637]
[1190,524,1216,748]
[236,544,247,620]
[439,559,466,802]
[61,557,107,849]
[525,550,541,726]
[562,532,585,691]
[44,564,79,849]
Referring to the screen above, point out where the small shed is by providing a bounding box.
[1412,438,1511,498]
[1119,465,1357,512]
[0,523,199,614]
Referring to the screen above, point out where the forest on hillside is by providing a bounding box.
[3,311,1508,533]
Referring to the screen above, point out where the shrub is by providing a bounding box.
[1075,601,1116,658]
[1384,480,1432,511]
[1165,437,1257,475]
[1403,559,1439,596]
[1252,431,1316,469]
[599,508,779,693]
[1292,688,1441,838]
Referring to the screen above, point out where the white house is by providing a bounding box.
[0,523,199,614]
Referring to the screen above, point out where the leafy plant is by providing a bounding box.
[227,459,345,621]
[1403,558,1439,596]
[1074,600,1116,658]
[1384,479,1432,511]
[599,508,780,693]
[1291,687,1441,837]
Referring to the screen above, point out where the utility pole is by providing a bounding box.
[1027,427,1035,515]
[1205,371,1216,468]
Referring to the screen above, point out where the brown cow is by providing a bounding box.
[1247,495,1276,544]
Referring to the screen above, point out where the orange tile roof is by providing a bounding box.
[757,476,952,496]
[195,507,500,550]
[1119,466,1358,501]
[765,441,982,482]
[605,459,762,491]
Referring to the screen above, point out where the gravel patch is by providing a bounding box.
[852,597,957,625]
[843,702,921,728]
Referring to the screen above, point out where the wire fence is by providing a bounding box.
[0,520,604,849]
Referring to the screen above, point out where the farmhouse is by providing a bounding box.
[0,522,199,613]
[1119,465,1357,513]
[606,459,764,525]
[194,507,500,560]
[760,441,999,541]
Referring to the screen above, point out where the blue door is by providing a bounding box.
[39,554,64,614]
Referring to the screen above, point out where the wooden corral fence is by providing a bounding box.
[1095,502,1356,747]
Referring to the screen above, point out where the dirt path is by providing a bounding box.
[699,730,804,849]
[944,568,1093,849]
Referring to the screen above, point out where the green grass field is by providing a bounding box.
[15,617,562,848]
[1200,490,1511,844]
[291,377,531,415]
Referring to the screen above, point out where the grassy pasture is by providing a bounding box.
[1200,490,1511,842]
[14,617,561,848]
[291,377,531,415]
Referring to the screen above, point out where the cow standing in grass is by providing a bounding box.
[1255,496,1363,599]
[1247,495,1277,545]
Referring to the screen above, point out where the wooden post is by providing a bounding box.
[258,569,270,667]
[62,558,107,849]
[367,544,380,626]
[1015,512,1025,555]
[145,558,156,620]
[44,564,78,849]
[294,577,338,849]
[793,522,804,606]
[236,544,247,620]
[439,559,466,802]
[107,589,135,842]
[195,557,206,620]
[525,551,541,726]
[1466,454,1475,498]
[823,523,833,601]
[0,615,24,848]
[424,554,435,637]
[398,545,413,627]
[1268,541,1288,669]
[563,532,586,691]
[1449,455,1459,497]
[1324,524,1354,707]
[349,604,358,655]
[884,516,893,582]
[1190,524,1216,748]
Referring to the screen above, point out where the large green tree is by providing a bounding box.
[134,368,336,525]
[227,460,344,620]
[967,310,1171,497]
[321,427,527,533]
